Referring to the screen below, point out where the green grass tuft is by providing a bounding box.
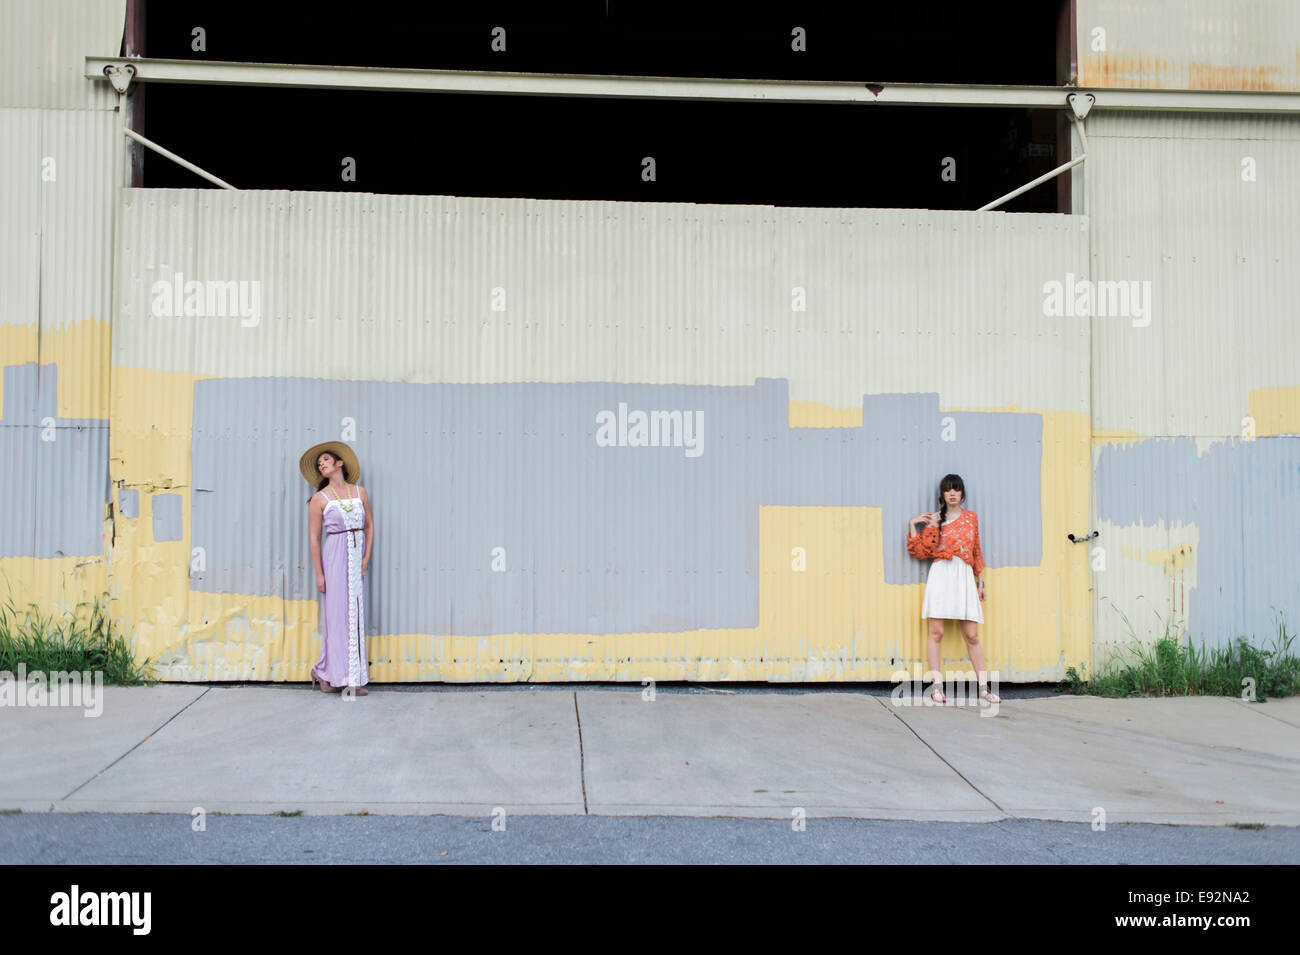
[0,592,155,686]
[1061,604,1298,701]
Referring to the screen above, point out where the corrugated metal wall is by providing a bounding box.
[1085,109,1300,662]
[1079,0,1300,90]
[0,0,125,109]
[5,1,1298,682]
[110,192,1092,681]
[0,0,121,620]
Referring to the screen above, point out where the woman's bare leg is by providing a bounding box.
[961,620,1000,701]
[926,618,945,678]
[926,618,946,698]
[960,620,984,682]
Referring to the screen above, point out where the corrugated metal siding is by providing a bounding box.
[0,0,125,110]
[115,195,1093,410]
[1087,109,1300,655]
[1080,112,1300,141]
[1,108,118,343]
[0,0,123,621]
[1088,111,1300,437]
[0,110,42,336]
[1078,0,1300,90]
[8,2,1292,680]
[111,190,1092,682]
[38,109,119,342]
[0,106,117,614]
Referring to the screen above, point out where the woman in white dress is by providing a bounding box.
[907,473,1000,704]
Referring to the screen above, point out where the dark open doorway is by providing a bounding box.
[129,0,1076,212]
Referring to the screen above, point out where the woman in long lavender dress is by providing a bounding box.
[301,442,373,696]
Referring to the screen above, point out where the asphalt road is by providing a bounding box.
[3,812,1295,864]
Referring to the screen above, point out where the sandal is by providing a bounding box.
[929,685,947,704]
[979,685,1001,704]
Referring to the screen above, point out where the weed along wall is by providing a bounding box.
[103,190,1092,682]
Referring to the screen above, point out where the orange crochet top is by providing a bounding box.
[906,509,985,578]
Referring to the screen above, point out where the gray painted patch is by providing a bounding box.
[1096,436,1300,648]
[191,377,1041,635]
[119,488,139,518]
[152,493,182,542]
[0,362,109,558]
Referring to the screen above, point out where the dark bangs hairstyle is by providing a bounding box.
[307,450,350,504]
[935,473,966,549]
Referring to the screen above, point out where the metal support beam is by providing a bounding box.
[123,127,237,190]
[86,56,1300,113]
[978,154,1087,212]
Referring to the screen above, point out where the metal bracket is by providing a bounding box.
[1067,531,1100,543]
[103,62,137,94]
[1068,92,1095,120]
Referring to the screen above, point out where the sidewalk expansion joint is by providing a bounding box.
[1234,700,1300,730]
[874,696,1009,815]
[573,692,588,814]
[59,687,213,802]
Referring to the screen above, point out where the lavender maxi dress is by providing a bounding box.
[312,487,369,687]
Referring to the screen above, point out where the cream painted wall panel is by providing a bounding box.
[1087,111,1300,438]
[116,191,1089,416]
[1,107,115,414]
[38,109,118,335]
[0,0,125,110]
[0,109,42,332]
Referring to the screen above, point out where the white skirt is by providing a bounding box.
[921,556,984,623]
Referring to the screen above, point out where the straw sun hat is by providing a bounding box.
[299,441,361,489]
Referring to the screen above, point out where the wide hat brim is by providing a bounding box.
[299,441,361,488]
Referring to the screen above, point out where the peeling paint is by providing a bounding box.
[1080,0,1300,91]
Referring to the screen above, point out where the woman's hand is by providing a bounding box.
[362,557,370,577]
[316,572,326,594]
[978,581,986,602]
[924,511,939,526]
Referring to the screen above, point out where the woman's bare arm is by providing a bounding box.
[309,493,324,587]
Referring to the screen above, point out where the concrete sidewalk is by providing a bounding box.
[3,686,1298,826]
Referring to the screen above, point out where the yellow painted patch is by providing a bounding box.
[1092,429,1145,447]
[0,556,109,622]
[1122,542,1195,574]
[104,367,204,671]
[0,325,38,423]
[0,318,112,422]
[110,367,197,488]
[788,401,863,428]
[1248,385,1300,437]
[45,318,113,420]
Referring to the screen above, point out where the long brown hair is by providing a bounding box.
[935,473,966,549]
[307,450,350,504]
